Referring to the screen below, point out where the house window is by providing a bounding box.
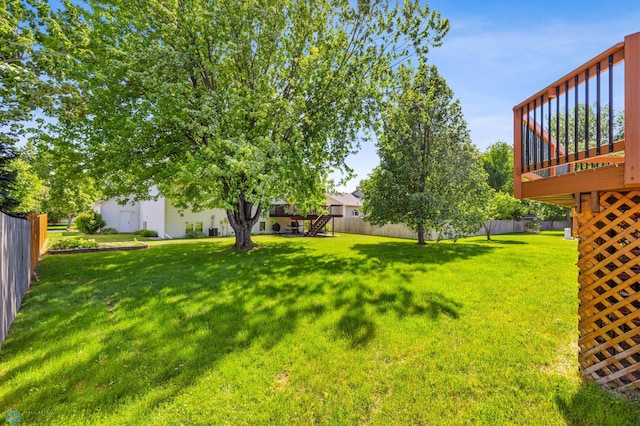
[142,221,147,230]
[185,222,193,234]
[259,221,266,232]
[195,222,203,232]
[352,209,360,217]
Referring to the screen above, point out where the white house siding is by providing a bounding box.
[163,200,267,238]
[345,206,362,217]
[139,198,165,237]
[97,199,140,233]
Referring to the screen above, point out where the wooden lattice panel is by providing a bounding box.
[577,191,640,392]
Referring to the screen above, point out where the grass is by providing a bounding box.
[1,231,640,424]
[47,223,77,231]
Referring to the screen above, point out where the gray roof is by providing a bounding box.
[328,192,363,207]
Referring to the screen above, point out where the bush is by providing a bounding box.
[100,227,118,234]
[136,229,158,237]
[75,212,106,234]
[185,230,207,239]
[49,238,99,250]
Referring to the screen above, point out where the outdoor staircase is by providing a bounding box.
[307,215,332,236]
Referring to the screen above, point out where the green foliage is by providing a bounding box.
[99,227,118,235]
[133,229,158,237]
[0,141,19,213]
[39,0,449,250]
[481,190,524,240]
[49,237,99,250]
[1,0,88,145]
[529,201,569,224]
[525,220,541,233]
[483,141,514,194]
[363,63,489,243]
[486,190,523,221]
[74,211,106,235]
[185,230,207,239]
[23,137,100,224]
[6,157,43,214]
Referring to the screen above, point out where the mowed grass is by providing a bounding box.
[1,232,640,424]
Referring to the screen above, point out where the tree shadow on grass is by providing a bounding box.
[473,239,528,245]
[350,241,496,266]
[554,381,640,425]
[1,238,465,422]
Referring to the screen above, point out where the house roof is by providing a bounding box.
[327,192,363,207]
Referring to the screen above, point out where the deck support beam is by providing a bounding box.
[577,191,640,392]
[625,33,640,186]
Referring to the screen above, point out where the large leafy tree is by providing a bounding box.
[45,0,449,250]
[1,0,84,140]
[2,0,93,217]
[363,63,488,245]
[483,141,513,194]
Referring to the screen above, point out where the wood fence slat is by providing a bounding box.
[1,212,47,348]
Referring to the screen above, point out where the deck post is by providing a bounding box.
[624,32,640,186]
[514,107,523,199]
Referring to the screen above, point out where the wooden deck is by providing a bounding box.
[514,32,640,393]
[268,204,343,219]
[513,32,640,207]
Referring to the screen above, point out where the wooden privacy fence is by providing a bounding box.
[332,217,569,240]
[29,213,47,272]
[1,212,47,348]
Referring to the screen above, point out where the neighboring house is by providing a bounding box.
[327,192,363,217]
[351,186,364,200]
[95,190,360,238]
[94,189,267,238]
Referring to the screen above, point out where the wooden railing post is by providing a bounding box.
[625,32,640,186]
[514,107,523,199]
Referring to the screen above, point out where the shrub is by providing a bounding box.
[100,227,118,234]
[137,229,158,237]
[49,238,99,250]
[185,230,207,239]
[525,221,541,234]
[75,212,106,234]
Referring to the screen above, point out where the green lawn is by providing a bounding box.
[1,232,639,424]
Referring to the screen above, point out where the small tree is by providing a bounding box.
[75,211,106,235]
[363,63,488,244]
[528,201,568,230]
[482,190,523,240]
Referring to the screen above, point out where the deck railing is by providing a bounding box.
[268,204,342,217]
[514,32,640,200]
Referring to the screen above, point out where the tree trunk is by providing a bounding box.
[66,214,73,232]
[226,194,262,251]
[483,221,492,240]
[417,223,426,245]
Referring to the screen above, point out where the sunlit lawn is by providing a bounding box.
[1,232,639,424]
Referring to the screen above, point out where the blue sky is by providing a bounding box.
[333,0,640,190]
